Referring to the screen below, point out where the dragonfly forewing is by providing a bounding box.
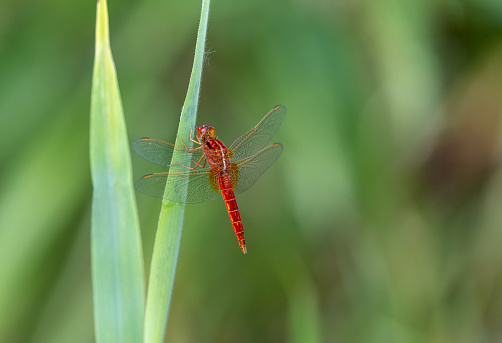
[229,105,286,161]
[133,137,204,169]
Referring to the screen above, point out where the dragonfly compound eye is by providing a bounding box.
[196,125,207,140]
[207,127,216,138]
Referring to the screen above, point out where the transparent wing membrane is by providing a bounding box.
[134,168,220,204]
[233,143,283,194]
[229,105,286,161]
[133,137,204,168]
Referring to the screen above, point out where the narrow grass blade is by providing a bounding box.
[144,0,210,342]
[90,1,145,342]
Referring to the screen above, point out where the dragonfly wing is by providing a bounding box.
[135,168,220,204]
[133,137,204,168]
[229,105,286,161]
[233,143,283,194]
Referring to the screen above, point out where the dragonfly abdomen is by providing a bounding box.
[219,173,246,254]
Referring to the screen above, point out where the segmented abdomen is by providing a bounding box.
[219,173,246,254]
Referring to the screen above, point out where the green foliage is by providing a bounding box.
[1,0,502,342]
[90,1,145,342]
[144,1,210,342]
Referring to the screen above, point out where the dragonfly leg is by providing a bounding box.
[189,127,201,145]
[188,145,203,153]
[177,134,202,153]
[169,162,196,169]
[191,154,205,169]
[169,154,206,170]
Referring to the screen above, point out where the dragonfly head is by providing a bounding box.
[197,125,216,141]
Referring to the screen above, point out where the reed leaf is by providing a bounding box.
[90,0,145,342]
[143,1,210,342]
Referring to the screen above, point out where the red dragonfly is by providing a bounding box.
[133,105,286,254]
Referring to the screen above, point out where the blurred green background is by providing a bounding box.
[1,0,502,342]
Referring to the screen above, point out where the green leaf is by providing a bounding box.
[90,1,145,342]
[144,0,210,342]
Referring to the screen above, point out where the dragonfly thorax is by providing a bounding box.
[197,125,216,142]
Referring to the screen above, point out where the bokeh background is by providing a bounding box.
[1,0,502,342]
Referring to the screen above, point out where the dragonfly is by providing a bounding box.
[133,105,286,254]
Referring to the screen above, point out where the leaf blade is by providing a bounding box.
[143,1,211,342]
[90,1,145,342]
